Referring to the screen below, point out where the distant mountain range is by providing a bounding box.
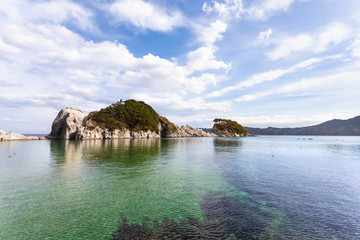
[244,116,360,136]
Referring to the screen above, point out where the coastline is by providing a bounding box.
[0,137,48,141]
[0,135,257,141]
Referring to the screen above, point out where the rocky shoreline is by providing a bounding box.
[46,108,219,140]
[1,105,249,141]
[0,129,46,141]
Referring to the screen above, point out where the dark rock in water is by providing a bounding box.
[112,192,274,240]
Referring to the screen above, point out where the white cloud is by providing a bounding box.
[267,22,351,60]
[315,22,351,52]
[189,74,218,93]
[0,0,95,31]
[187,19,230,72]
[131,94,232,116]
[198,20,227,45]
[258,28,272,40]
[235,71,360,102]
[202,0,303,20]
[347,39,360,58]
[0,117,25,122]
[109,0,184,32]
[208,55,340,98]
[266,34,313,60]
[186,46,230,72]
[0,1,229,118]
[233,113,355,128]
[246,0,296,20]
[202,0,244,19]
[29,0,95,31]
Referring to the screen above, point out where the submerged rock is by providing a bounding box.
[113,192,273,240]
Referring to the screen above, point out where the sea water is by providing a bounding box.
[0,136,359,239]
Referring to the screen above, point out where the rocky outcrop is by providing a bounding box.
[0,129,45,141]
[46,107,249,140]
[0,129,6,136]
[46,108,217,139]
[164,125,216,138]
[212,119,249,137]
[46,108,161,140]
[46,108,88,139]
[212,126,248,137]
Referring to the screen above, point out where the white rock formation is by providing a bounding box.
[46,108,161,139]
[0,129,6,136]
[164,125,216,138]
[0,129,43,141]
[46,108,88,139]
[46,107,220,139]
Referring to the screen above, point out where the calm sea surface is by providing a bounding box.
[1,136,360,239]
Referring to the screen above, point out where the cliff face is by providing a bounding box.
[46,101,248,140]
[47,108,88,139]
[46,108,161,140]
[46,108,215,139]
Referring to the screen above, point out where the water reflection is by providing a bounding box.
[213,138,243,153]
[3,137,359,239]
[50,139,163,166]
[45,138,234,230]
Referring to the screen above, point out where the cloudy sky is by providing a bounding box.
[1,0,360,133]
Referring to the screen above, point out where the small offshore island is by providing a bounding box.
[0,99,249,141]
[2,98,358,141]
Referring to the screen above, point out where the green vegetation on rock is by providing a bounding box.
[89,99,160,132]
[158,116,178,136]
[213,118,248,136]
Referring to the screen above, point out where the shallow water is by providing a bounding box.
[1,136,360,239]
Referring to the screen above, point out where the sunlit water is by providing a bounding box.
[1,136,360,239]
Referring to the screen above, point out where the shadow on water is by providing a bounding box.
[113,192,276,240]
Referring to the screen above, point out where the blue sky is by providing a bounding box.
[1,0,360,133]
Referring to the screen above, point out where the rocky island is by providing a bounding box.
[0,129,45,141]
[46,99,248,140]
[0,99,248,141]
[212,118,248,137]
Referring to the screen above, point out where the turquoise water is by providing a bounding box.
[1,136,360,239]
